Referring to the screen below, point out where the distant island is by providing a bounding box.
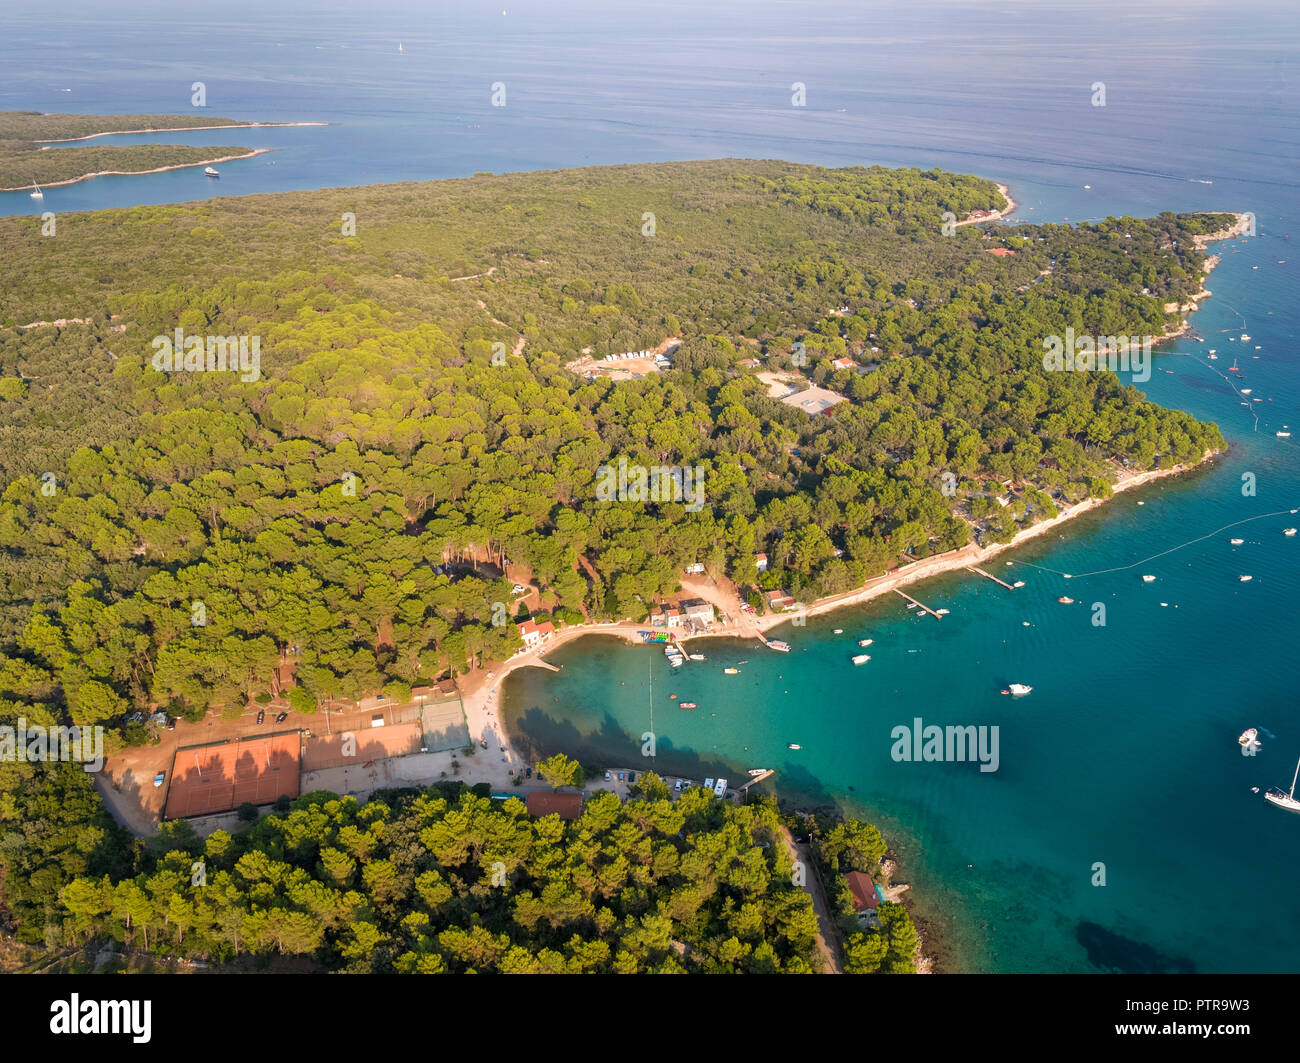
[0,111,324,190]
[0,158,1241,973]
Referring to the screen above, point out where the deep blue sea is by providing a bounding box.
[2,0,1298,972]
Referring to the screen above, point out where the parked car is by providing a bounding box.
[627,771,636,783]
[153,771,166,788]
[166,717,176,731]
[525,767,532,778]
[604,770,612,781]
[275,712,288,723]
[256,709,265,724]
[511,583,528,595]
[617,771,625,781]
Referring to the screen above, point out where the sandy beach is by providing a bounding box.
[0,148,273,192]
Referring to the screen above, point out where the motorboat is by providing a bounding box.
[858,638,874,647]
[1058,596,1074,604]
[1230,538,1244,545]
[679,702,697,710]
[1239,575,1253,582]
[767,640,791,653]
[1285,528,1297,536]
[204,166,220,177]
[787,743,801,750]
[1239,728,1259,746]
[1142,574,1156,582]
[1002,683,1033,696]
[724,667,739,675]
[852,654,871,665]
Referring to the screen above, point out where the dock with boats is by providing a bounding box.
[737,768,776,793]
[967,565,1015,590]
[894,588,942,618]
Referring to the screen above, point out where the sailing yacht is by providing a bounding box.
[1264,756,1300,813]
[29,181,43,199]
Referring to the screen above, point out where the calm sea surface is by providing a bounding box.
[2,0,1298,972]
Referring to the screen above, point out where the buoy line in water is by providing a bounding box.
[1009,507,1300,580]
[1171,351,1260,432]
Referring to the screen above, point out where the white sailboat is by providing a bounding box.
[30,181,43,199]
[1264,756,1300,813]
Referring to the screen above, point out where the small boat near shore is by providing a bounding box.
[767,640,791,653]
[858,638,874,647]
[204,166,220,177]
[852,653,871,665]
[688,653,705,661]
[30,181,43,199]
[833,628,843,634]
[747,768,769,777]
[724,667,739,675]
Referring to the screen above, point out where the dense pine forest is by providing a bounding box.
[0,159,1225,969]
[7,765,907,974]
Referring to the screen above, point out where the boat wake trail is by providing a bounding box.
[1010,507,1300,581]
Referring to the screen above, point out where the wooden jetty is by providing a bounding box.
[894,589,942,618]
[967,565,1014,590]
[737,769,776,793]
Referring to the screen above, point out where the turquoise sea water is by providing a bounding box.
[2,0,1297,972]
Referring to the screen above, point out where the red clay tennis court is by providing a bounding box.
[165,732,302,819]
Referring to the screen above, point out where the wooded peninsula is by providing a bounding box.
[0,159,1228,972]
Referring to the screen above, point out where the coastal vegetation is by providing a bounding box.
[0,145,256,190]
[0,111,258,191]
[0,159,1225,968]
[5,768,912,974]
[0,112,243,142]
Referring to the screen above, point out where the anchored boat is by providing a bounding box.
[1264,756,1300,814]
